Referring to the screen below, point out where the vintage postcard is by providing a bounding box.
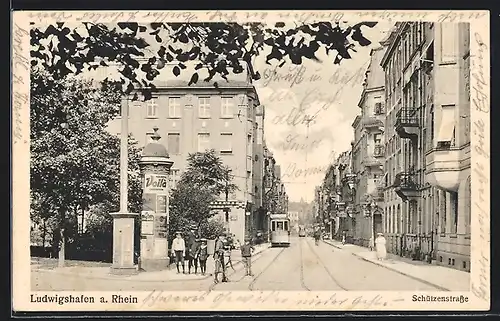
[12,10,490,312]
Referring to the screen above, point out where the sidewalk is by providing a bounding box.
[324,240,470,291]
[31,243,270,282]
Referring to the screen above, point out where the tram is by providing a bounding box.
[269,213,290,247]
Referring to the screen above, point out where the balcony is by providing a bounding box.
[341,173,357,189]
[373,186,385,201]
[346,205,355,218]
[335,202,347,217]
[362,117,384,132]
[425,144,469,192]
[393,172,420,201]
[362,157,382,168]
[373,144,385,157]
[395,107,420,139]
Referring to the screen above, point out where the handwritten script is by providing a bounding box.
[470,32,490,304]
[12,23,29,145]
[25,10,488,24]
[142,290,396,310]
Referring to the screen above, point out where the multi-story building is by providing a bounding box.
[262,147,289,240]
[380,22,471,272]
[288,211,300,234]
[324,150,356,241]
[424,22,471,271]
[351,46,387,247]
[313,186,323,225]
[252,103,266,233]
[321,164,337,239]
[289,199,314,226]
[106,62,267,244]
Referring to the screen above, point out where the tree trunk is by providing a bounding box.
[42,219,46,248]
[81,208,85,234]
[58,227,65,268]
[58,209,66,268]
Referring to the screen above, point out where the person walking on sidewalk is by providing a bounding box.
[375,232,387,260]
[240,238,254,276]
[197,238,209,276]
[214,234,228,282]
[314,229,321,246]
[188,238,200,274]
[172,231,186,274]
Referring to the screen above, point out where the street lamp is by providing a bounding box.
[368,199,380,250]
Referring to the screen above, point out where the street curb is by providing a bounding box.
[322,241,450,291]
[31,245,271,283]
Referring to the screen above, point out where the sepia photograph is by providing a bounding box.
[12,10,490,312]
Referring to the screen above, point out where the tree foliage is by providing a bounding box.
[168,150,235,241]
[30,70,143,261]
[198,217,225,240]
[30,21,377,99]
[30,70,122,215]
[181,149,238,196]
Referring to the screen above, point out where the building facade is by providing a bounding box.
[380,22,471,271]
[262,147,289,241]
[351,46,387,247]
[288,211,300,234]
[105,62,287,244]
[316,151,356,241]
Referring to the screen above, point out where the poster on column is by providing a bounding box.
[144,173,168,194]
[157,194,167,213]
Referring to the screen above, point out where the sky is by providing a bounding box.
[68,21,393,203]
[250,22,393,202]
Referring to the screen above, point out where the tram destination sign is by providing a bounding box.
[269,213,288,219]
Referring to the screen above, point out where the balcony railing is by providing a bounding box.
[373,144,385,157]
[393,171,420,201]
[341,173,357,186]
[362,157,381,168]
[362,117,384,131]
[395,107,420,139]
[374,186,385,201]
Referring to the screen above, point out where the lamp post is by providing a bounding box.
[369,199,379,250]
[110,97,139,275]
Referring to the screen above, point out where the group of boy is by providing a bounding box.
[171,228,255,278]
[170,228,209,275]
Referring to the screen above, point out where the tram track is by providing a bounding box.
[301,238,348,291]
[298,238,311,291]
[247,247,287,291]
[208,246,285,291]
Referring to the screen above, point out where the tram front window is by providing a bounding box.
[272,221,276,231]
[284,221,289,231]
[277,221,284,230]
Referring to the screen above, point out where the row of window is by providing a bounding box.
[147,132,254,157]
[124,96,237,119]
[384,187,470,236]
[146,132,236,155]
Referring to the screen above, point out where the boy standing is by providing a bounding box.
[240,238,254,277]
[171,231,186,274]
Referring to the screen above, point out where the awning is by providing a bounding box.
[436,106,456,146]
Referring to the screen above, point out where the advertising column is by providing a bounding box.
[139,127,174,271]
